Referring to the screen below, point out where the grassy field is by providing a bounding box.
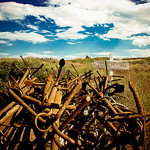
[0,56,150,110]
[68,57,150,112]
[0,56,150,148]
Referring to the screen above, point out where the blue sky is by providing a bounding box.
[0,0,150,59]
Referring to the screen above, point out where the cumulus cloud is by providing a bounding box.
[131,36,150,47]
[0,2,41,20]
[56,26,88,40]
[0,31,49,44]
[0,0,150,46]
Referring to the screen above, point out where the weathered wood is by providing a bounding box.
[93,60,129,70]
[129,81,143,115]
[55,80,82,120]
[60,95,91,131]
[52,86,62,150]
[0,58,149,150]
[0,101,16,116]
[0,105,20,124]
[9,89,46,123]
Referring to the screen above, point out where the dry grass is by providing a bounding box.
[0,57,150,149]
[0,57,149,111]
[114,64,150,112]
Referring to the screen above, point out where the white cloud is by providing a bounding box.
[56,26,87,40]
[25,52,58,59]
[64,54,80,59]
[73,52,111,57]
[67,41,82,44]
[63,51,111,59]
[74,52,89,56]
[0,40,12,46]
[131,36,150,47]
[9,55,20,58]
[124,49,150,57]
[41,30,51,33]
[113,55,127,59]
[91,52,111,56]
[0,2,34,20]
[37,16,46,22]
[67,42,75,44]
[0,1,150,46]
[43,51,54,54]
[0,52,9,55]
[45,0,71,6]
[97,34,110,41]
[26,25,38,30]
[0,31,49,44]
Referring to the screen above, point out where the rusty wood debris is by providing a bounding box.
[0,58,150,150]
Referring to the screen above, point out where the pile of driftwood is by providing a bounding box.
[0,58,150,150]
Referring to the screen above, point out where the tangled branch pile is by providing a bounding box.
[0,58,150,150]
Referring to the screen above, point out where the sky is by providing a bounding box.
[0,0,150,59]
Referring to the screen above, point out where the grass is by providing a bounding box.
[0,56,149,112]
[113,64,150,112]
[0,56,150,149]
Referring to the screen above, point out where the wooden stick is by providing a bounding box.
[129,81,143,115]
